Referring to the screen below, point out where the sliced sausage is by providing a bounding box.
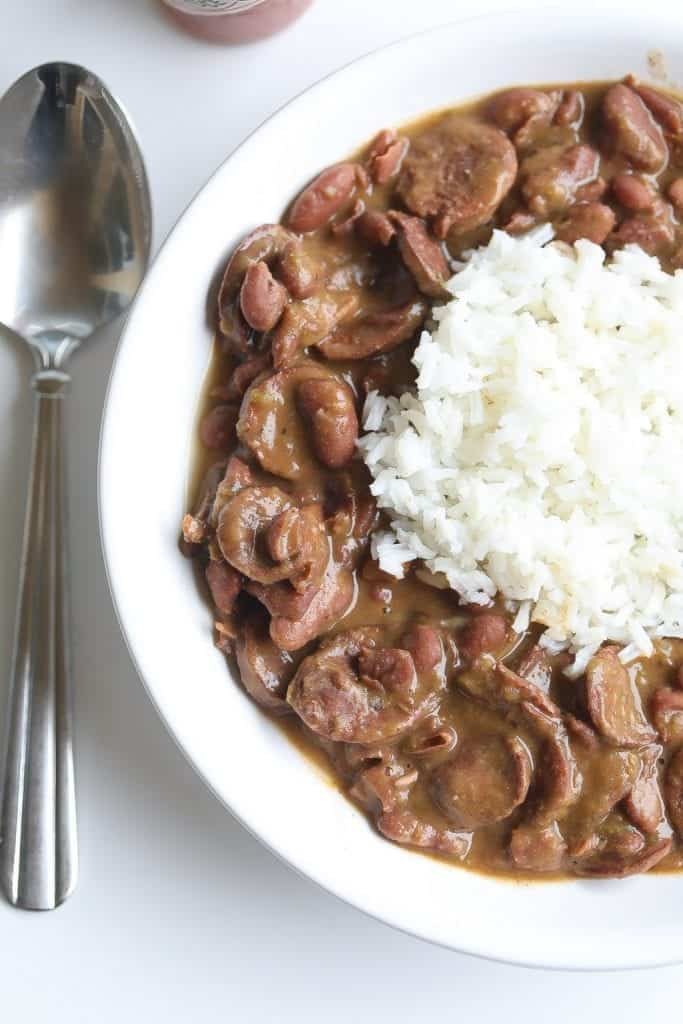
[402,720,457,758]
[355,761,470,857]
[602,84,668,172]
[326,480,378,567]
[219,224,296,303]
[568,748,639,840]
[218,301,252,356]
[205,560,241,617]
[555,202,616,245]
[509,822,566,872]
[235,609,297,713]
[521,144,600,217]
[295,377,359,469]
[244,504,329,617]
[357,209,396,247]
[388,211,450,298]
[287,628,440,742]
[287,163,358,233]
[459,611,508,660]
[665,745,683,837]
[574,837,672,878]
[239,261,288,332]
[238,361,350,479]
[187,459,231,538]
[430,735,532,829]
[199,403,238,451]
[377,807,470,856]
[269,562,354,651]
[221,352,271,402]
[211,455,255,523]
[396,115,517,237]
[217,486,327,592]
[516,645,552,692]
[217,224,299,349]
[487,88,558,134]
[651,687,683,743]
[271,290,358,367]
[317,298,428,360]
[564,713,600,751]
[623,745,666,834]
[457,661,560,719]
[584,646,656,747]
[535,730,578,825]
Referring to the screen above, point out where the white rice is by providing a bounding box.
[359,228,683,672]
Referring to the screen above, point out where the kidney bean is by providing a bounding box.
[205,560,241,617]
[610,199,675,256]
[667,177,683,212]
[370,136,410,184]
[612,172,654,211]
[555,202,616,245]
[602,84,668,171]
[554,89,584,127]
[239,260,288,332]
[356,209,396,247]
[287,163,358,233]
[459,611,508,660]
[277,242,320,299]
[574,837,672,878]
[627,76,683,138]
[199,403,238,450]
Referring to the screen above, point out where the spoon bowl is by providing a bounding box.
[0,63,151,356]
[0,62,151,909]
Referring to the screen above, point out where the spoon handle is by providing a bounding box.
[1,370,77,909]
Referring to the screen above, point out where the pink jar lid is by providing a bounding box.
[161,0,314,44]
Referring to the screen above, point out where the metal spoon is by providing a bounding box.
[0,63,152,909]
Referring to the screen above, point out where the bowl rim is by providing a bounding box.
[99,7,683,971]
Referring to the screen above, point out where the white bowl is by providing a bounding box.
[100,9,683,970]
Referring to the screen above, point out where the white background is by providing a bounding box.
[1,0,681,1019]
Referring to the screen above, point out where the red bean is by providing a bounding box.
[239,261,288,332]
[199,403,238,450]
[612,173,654,211]
[287,163,358,233]
[667,177,683,212]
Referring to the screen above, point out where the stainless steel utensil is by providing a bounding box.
[0,63,152,909]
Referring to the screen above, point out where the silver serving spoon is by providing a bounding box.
[0,63,152,909]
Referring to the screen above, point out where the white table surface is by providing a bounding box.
[1,0,682,1019]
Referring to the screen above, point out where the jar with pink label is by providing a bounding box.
[161,0,315,44]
